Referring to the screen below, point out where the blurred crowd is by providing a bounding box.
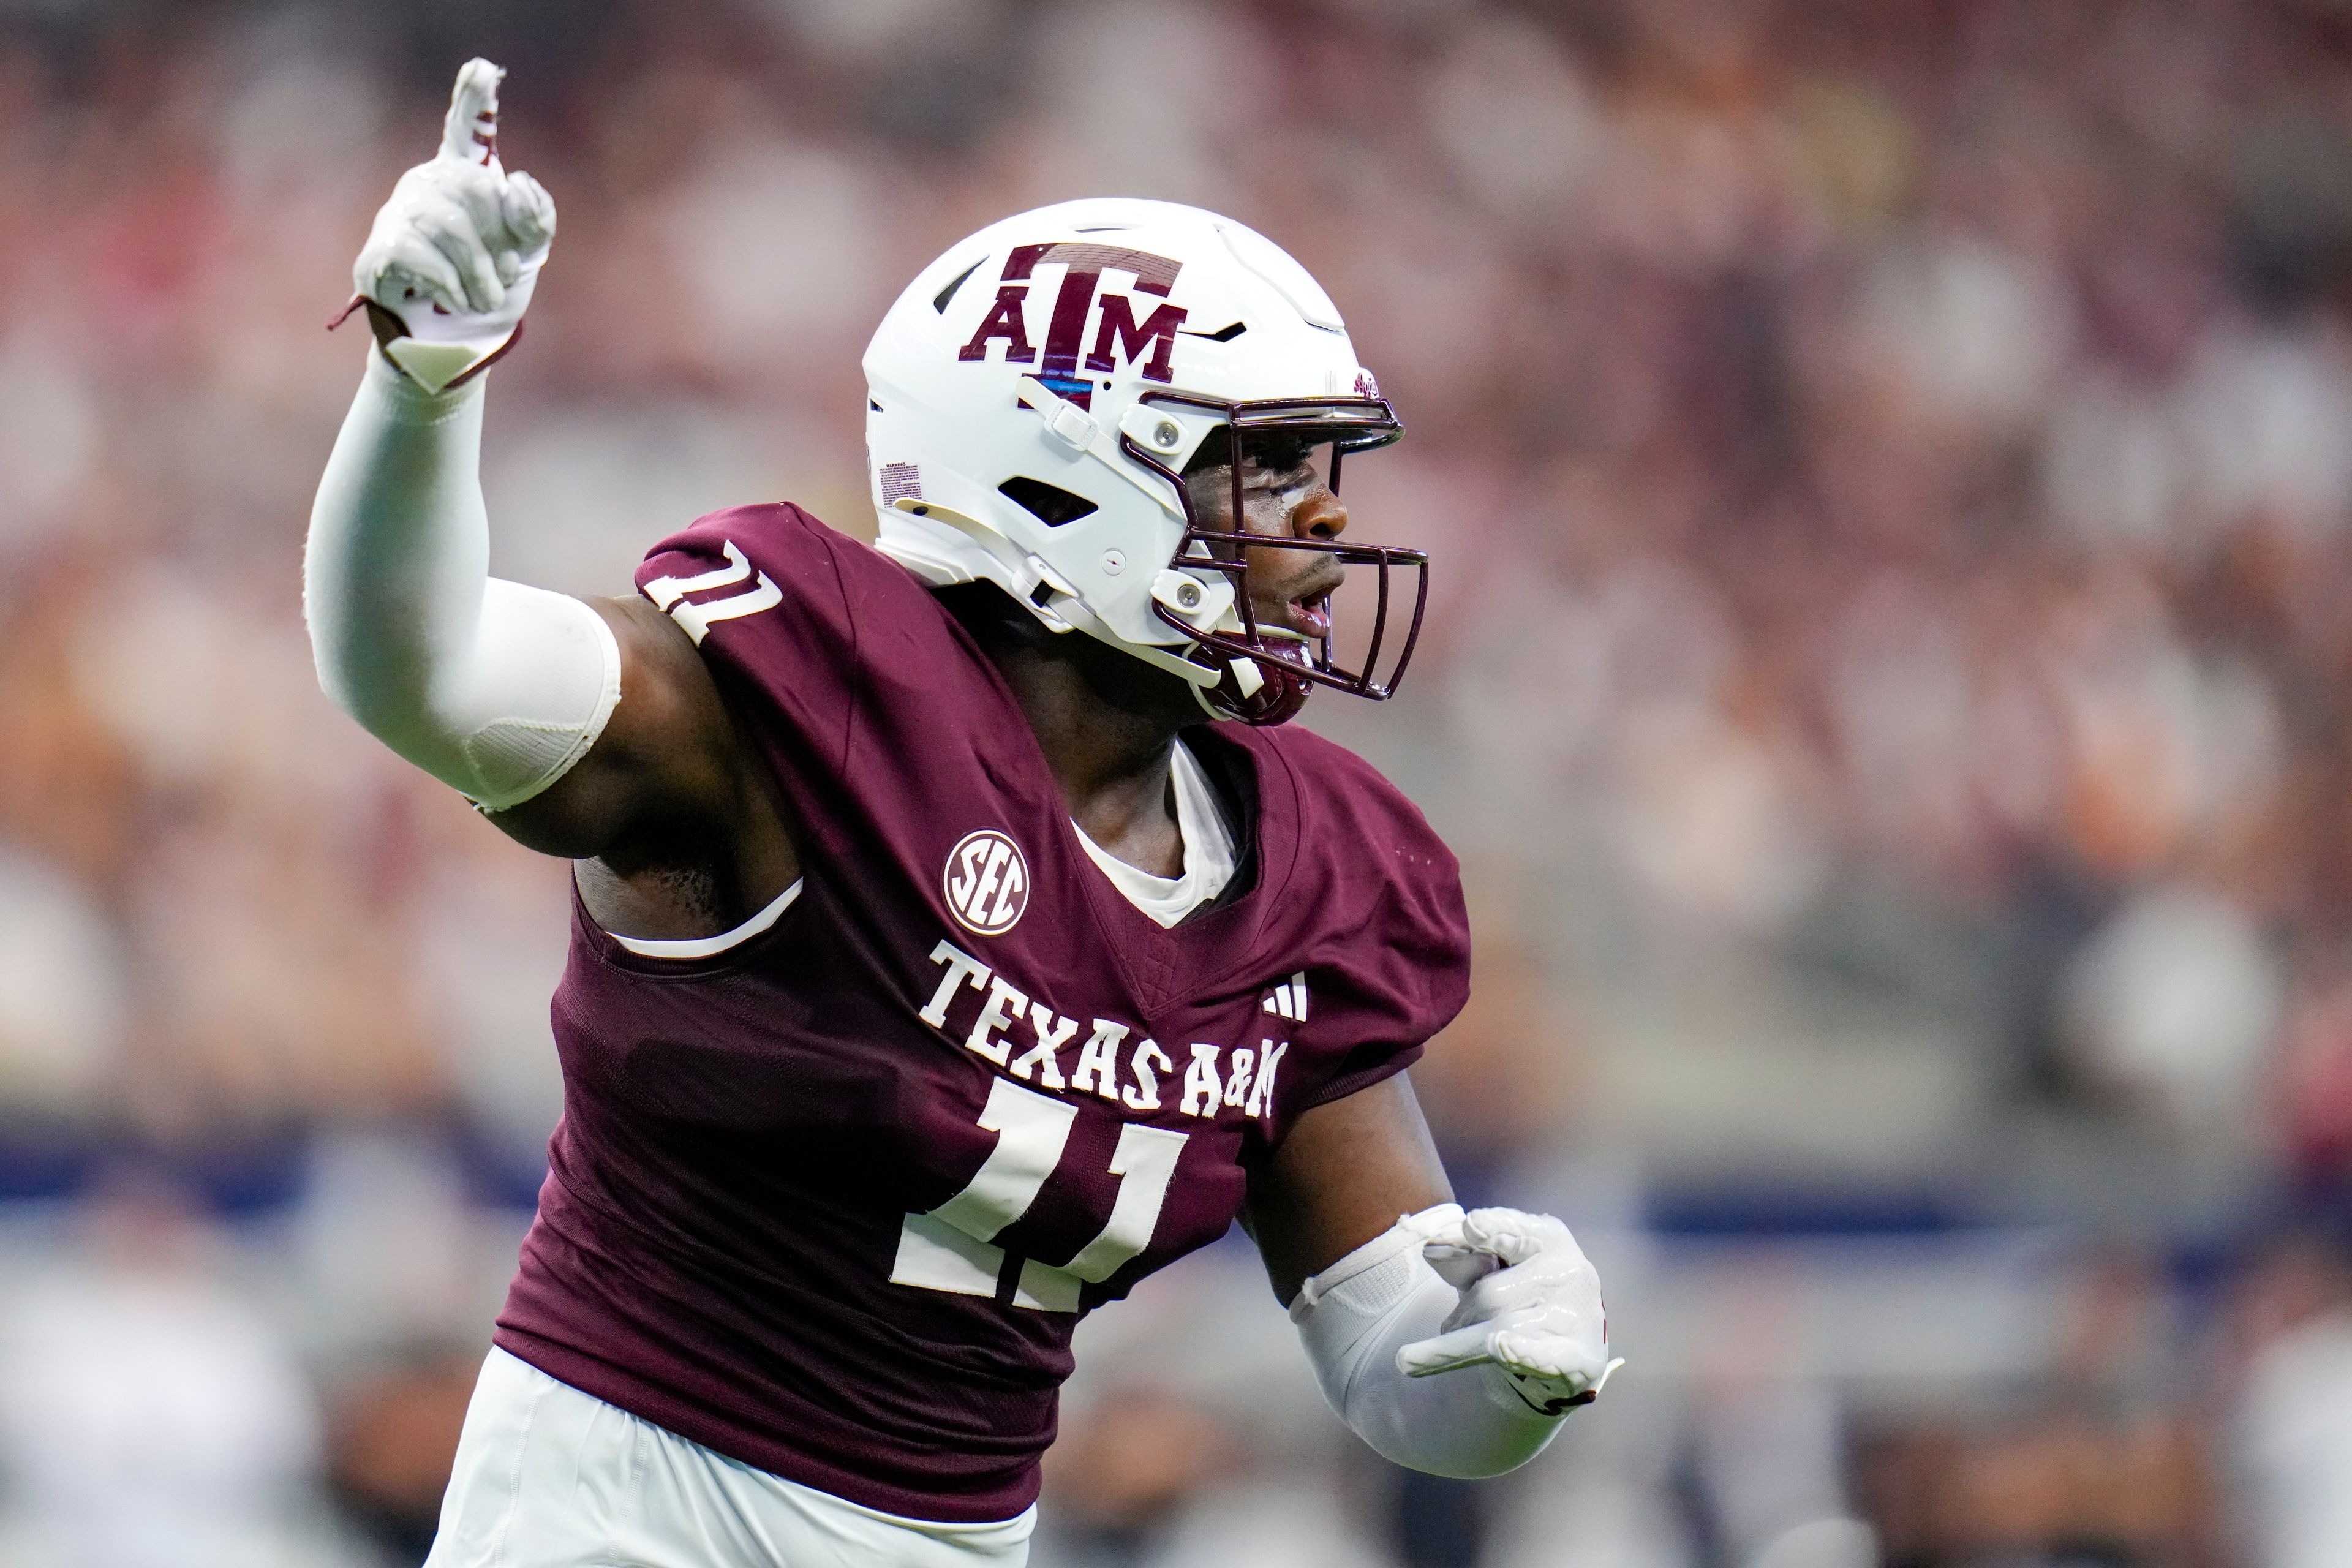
[4,0,2352,1563]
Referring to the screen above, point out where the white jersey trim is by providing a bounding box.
[601,878,805,958]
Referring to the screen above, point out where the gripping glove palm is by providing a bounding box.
[1399,1207,1623,1415]
[340,58,556,393]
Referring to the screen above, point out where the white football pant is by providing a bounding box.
[425,1348,1035,1567]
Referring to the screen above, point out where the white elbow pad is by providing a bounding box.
[318,568,620,813]
[1291,1205,1567,1478]
[437,579,622,812]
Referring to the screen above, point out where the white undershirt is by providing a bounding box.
[1072,738,1236,929]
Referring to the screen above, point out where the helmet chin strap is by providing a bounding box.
[885,446,1307,725]
[1060,586,1302,723]
[889,498,1259,697]
[1027,573,1297,725]
[890,497,1088,635]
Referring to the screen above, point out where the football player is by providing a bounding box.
[308,59,1617,1568]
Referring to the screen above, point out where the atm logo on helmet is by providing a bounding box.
[944,829,1031,937]
[957,243,1188,409]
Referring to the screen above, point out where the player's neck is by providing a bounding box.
[987,643,1196,877]
[937,583,1197,873]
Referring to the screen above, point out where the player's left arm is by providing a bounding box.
[1246,1074,1619,1477]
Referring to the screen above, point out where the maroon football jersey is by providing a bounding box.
[492,503,1470,1522]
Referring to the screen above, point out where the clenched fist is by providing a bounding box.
[345,58,556,393]
[1398,1207,1623,1415]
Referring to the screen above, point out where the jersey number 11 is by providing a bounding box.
[890,1078,1188,1313]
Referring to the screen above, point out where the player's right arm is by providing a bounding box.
[306,61,783,886]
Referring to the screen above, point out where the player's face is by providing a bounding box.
[1181,433,1349,644]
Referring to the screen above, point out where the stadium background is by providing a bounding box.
[0,0,2348,1562]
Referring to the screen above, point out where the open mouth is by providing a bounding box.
[1253,596,1328,646]
[1254,576,1336,644]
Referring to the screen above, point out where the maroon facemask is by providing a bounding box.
[1120,390,1428,727]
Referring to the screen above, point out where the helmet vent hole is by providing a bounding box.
[1184,320,1248,343]
[998,476,1099,528]
[932,257,984,314]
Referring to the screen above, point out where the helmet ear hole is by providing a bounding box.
[997,477,1100,527]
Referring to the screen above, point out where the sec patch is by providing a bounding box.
[944,829,1031,936]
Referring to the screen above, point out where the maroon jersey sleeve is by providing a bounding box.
[1237,724,1472,1142]
[634,503,863,773]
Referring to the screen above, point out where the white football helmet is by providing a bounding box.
[864,198,1425,725]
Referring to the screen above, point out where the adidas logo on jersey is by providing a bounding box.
[1262,972,1308,1023]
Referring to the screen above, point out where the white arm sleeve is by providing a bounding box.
[1291,1205,1566,1478]
[304,349,621,812]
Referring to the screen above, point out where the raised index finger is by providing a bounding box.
[438,58,504,165]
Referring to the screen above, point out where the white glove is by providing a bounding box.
[1398,1207,1623,1415]
[341,58,556,393]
